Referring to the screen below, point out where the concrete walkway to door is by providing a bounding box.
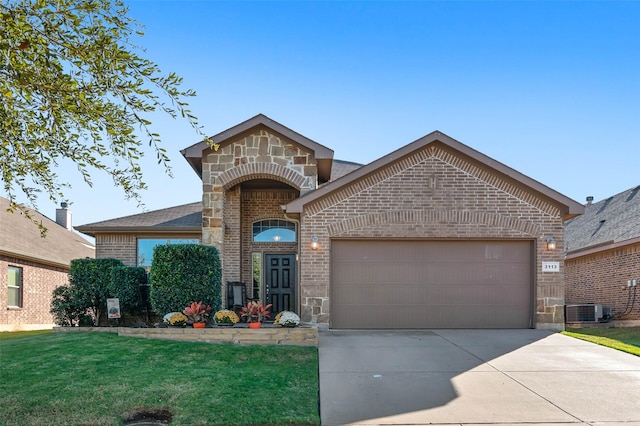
[318,329,640,426]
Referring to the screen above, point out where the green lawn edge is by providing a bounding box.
[562,327,640,357]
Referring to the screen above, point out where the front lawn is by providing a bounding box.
[562,326,640,356]
[0,331,319,425]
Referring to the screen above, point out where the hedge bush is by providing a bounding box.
[109,265,147,314]
[68,258,123,326]
[51,259,148,326]
[50,285,89,326]
[149,244,221,316]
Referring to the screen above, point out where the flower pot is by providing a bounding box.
[248,322,261,329]
[193,322,206,328]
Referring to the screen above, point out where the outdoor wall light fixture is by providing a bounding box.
[311,236,319,250]
[273,235,281,242]
[546,237,556,251]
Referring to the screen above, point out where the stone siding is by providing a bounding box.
[54,326,318,347]
[298,144,567,329]
[0,255,69,331]
[202,130,317,270]
[565,241,640,321]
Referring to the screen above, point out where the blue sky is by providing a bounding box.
[12,1,640,226]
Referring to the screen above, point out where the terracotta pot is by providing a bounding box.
[193,322,206,328]
[248,322,261,329]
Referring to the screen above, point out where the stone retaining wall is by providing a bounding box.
[54,326,318,347]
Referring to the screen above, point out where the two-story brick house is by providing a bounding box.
[77,114,583,330]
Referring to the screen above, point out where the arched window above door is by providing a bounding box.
[252,219,296,243]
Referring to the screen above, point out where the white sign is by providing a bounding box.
[107,298,121,319]
[542,262,560,273]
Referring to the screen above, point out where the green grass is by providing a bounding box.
[562,327,640,356]
[0,331,319,425]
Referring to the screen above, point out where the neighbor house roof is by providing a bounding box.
[285,130,585,220]
[75,202,202,236]
[181,114,335,183]
[565,185,640,256]
[0,197,95,268]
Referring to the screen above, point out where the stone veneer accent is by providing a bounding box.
[54,326,318,347]
[298,144,567,330]
[202,129,317,286]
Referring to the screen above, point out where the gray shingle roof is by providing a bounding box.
[565,185,640,253]
[75,202,202,235]
[76,161,362,236]
[0,197,95,268]
[328,159,363,182]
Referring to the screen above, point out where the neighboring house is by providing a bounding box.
[565,186,640,323]
[1,199,95,331]
[77,114,584,331]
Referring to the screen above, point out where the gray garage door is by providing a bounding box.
[330,240,533,329]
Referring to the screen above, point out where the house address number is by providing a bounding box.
[541,262,560,273]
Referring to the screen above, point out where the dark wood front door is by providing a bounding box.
[265,254,296,315]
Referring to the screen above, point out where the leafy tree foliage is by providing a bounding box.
[0,0,202,230]
[149,244,222,316]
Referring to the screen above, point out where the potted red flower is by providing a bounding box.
[183,301,212,328]
[240,300,272,328]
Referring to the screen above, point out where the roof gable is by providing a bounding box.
[0,197,95,268]
[181,114,335,182]
[75,202,202,236]
[285,130,584,219]
[565,185,640,254]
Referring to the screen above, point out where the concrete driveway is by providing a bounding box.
[318,329,640,426]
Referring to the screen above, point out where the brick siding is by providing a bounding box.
[298,144,567,329]
[565,241,640,321]
[95,233,201,267]
[0,255,70,330]
[240,189,298,297]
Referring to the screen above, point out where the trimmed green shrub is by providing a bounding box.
[50,285,83,326]
[69,258,124,326]
[149,244,222,316]
[109,266,147,314]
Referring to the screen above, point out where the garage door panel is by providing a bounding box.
[331,240,532,329]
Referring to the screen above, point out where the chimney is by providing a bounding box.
[56,202,72,231]
[586,196,594,206]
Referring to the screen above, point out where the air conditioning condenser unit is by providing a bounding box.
[565,304,604,322]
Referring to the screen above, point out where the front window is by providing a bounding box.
[137,238,200,270]
[252,220,296,243]
[7,266,23,307]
